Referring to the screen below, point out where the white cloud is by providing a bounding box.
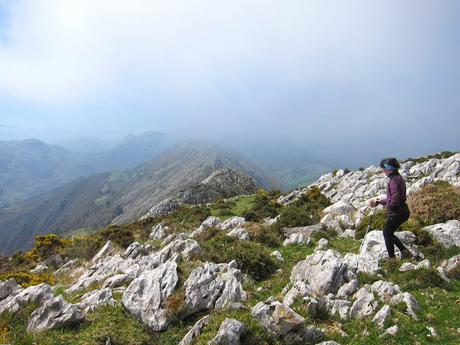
[0,0,453,106]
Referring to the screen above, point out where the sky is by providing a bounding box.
[0,0,459,165]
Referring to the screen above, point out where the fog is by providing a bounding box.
[0,0,459,166]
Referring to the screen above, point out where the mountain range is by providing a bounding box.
[0,140,280,254]
[0,133,333,254]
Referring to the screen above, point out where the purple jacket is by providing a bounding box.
[379,172,407,211]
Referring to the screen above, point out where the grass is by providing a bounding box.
[210,194,257,220]
[1,188,460,345]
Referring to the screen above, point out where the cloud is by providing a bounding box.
[0,0,458,160]
[0,0,453,104]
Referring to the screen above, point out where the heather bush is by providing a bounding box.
[407,181,460,226]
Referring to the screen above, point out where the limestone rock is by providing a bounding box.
[424,220,460,248]
[218,216,246,231]
[383,325,399,336]
[399,259,431,272]
[208,318,247,345]
[315,238,329,251]
[27,296,84,333]
[271,250,284,262]
[227,227,250,240]
[439,254,460,278]
[359,230,416,262]
[79,288,115,313]
[183,261,247,316]
[251,299,324,343]
[283,233,311,246]
[0,279,20,301]
[283,282,314,307]
[349,287,378,319]
[122,241,148,259]
[42,254,64,267]
[0,283,53,315]
[336,279,359,299]
[290,250,352,296]
[150,223,170,240]
[372,305,391,329]
[178,315,211,345]
[122,260,179,331]
[30,264,48,274]
[389,292,420,320]
[92,241,113,263]
[370,280,401,302]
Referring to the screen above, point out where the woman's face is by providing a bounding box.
[383,169,392,176]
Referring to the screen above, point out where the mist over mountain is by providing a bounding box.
[0,132,179,208]
[0,140,279,254]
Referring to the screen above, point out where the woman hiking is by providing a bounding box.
[370,158,413,261]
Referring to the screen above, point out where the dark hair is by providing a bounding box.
[379,157,400,170]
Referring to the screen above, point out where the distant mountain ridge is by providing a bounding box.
[0,141,278,254]
[0,132,178,208]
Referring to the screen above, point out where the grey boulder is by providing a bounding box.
[208,318,247,345]
[0,283,53,315]
[0,279,20,301]
[27,296,84,333]
[183,261,247,316]
[290,250,353,296]
[122,260,179,331]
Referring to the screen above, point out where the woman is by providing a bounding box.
[370,158,412,260]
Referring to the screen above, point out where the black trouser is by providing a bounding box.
[383,203,410,258]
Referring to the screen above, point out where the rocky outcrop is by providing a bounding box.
[281,153,460,230]
[0,279,20,301]
[92,241,113,263]
[423,220,460,248]
[79,288,115,313]
[142,169,257,218]
[178,315,211,345]
[227,227,250,240]
[27,296,85,333]
[208,318,247,345]
[290,250,355,296]
[399,259,431,272]
[149,223,170,240]
[122,260,179,331]
[438,254,460,278]
[0,283,53,315]
[251,298,324,343]
[283,233,311,246]
[183,261,247,316]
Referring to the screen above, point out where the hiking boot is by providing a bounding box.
[400,249,413,260]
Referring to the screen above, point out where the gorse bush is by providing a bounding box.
[200,234,279,281]
[0,271,55,288]
[407,181,460,226]
[278,187,330,228]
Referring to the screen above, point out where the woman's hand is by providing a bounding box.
[369,199,379,207]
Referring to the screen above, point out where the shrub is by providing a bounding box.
[200,234,279,281]
[407,181,460,226]
[245,222,281,247]
[355,210,387,239]
[63,235,105,260]
[242,189,282,222]
[278,187,330,228]
[0,271,55,288]
[100,225,134,248]
[32,234,71,260]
